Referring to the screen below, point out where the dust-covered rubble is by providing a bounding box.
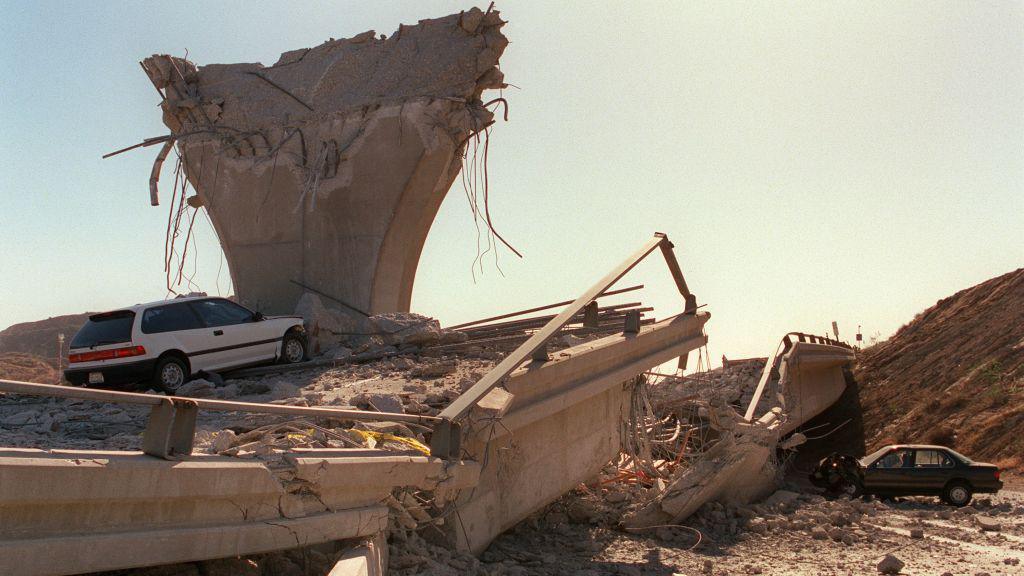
[0,340,500,457]
[388,473,1024,576]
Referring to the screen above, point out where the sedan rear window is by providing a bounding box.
[142,303,204,334]
[70,311,135,349]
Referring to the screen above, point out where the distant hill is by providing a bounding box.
[855,268,1024,470]
[0,312,92,364]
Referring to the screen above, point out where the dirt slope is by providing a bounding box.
[0,352,58,383]
[855,268,1024,470]
[0,312,90,362]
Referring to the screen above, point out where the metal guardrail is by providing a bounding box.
[429,232,698,458]
[0,379,439,459]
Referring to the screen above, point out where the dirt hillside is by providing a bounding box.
[855,267,1024,470]
[0,352,58,383]
[0,312,90,362]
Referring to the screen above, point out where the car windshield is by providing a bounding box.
[859,446,893,467]
[69,311,134,348]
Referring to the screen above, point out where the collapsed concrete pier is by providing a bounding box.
[141,7,508,315]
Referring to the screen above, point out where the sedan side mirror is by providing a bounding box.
[253,311,265,322]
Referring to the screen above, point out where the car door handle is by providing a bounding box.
[213,330,224,336]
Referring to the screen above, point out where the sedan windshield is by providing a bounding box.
[860,446,895,467]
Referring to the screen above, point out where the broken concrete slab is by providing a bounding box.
[624,333,856,529]
[328,533,388,576]
[296,293,465,354]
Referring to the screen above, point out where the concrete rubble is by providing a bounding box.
[141,6,508,315]
[2,4,1020,574]
[621,335,854,530]
[4,329,1023,575]
[385,470,1024,575]
[295,293,467,357]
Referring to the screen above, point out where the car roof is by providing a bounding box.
[99,295,225,314]
[883,444,952,451]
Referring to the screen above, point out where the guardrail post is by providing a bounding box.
[142,398,176,459]
[583,301,599,328]
[531,341,549,362]
[623,310,641,334]
[170,399,198,457]
[429,419,462,458]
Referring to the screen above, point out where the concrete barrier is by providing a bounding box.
[452,312,710,553]
[0,448,475,575]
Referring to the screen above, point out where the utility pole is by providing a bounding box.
[56,333,65,384]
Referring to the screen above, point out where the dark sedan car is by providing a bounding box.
[810,444,1002,506]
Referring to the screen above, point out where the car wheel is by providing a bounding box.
[280,332,307,364]
[840,479,863,499]
[943,481,973,507]
[154,356,189,394]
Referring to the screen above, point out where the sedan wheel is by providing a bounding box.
[943,482,972,507]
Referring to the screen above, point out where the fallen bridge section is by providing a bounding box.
[452,311,709,553]
[745,333,857,436]
[0,448,477,576]
[625,332,856,528]
[0,233,706,574]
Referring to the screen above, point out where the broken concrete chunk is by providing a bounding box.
[351,392,404,414]
[411,359,457,379]
[763,489,799,507]
[215,383,239,399]
[174,379,216,398]
[976,516,1001,531]
[371,312,442,346]
[211,429,236,453]
[238,381,271,396]
[472,386,514,419]
[876,553,904,574]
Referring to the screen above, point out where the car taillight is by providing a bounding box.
[69,345,146,363]
[994,469,1000,481]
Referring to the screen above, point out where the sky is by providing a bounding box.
[1,1,1021,367]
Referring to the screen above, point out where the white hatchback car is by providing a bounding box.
[64,296,307,393]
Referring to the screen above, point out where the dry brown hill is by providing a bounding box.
[0,312,91,363]
[855,268,1024,470]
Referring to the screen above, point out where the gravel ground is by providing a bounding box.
[391,475,1024,576]
[73,469,1024,576]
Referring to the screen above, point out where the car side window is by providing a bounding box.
[190,299,254,328]
[938,451,955,468]
[913,450,946,468]
[141,304,204,334]
[876,449,915,469]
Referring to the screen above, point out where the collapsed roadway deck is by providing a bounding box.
[0,234,712,576]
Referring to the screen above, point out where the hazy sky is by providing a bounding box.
[1,1,1021,365]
